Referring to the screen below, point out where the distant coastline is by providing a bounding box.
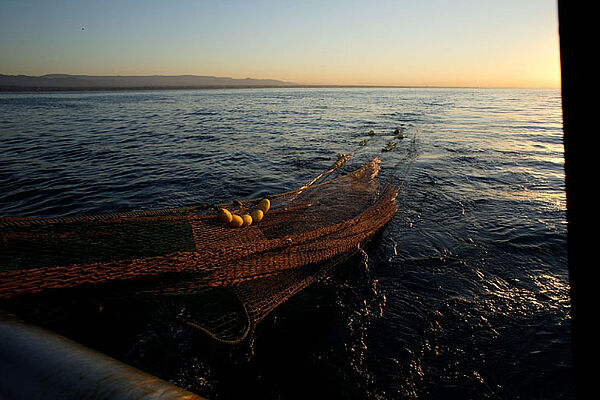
[0,74,558,92]
[0,74,294,92]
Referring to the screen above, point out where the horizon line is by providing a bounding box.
[0,84,561,92]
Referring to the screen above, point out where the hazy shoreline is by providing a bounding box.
[0,84,558,93]
[0,74,558,92]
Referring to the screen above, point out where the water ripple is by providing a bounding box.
[0,88,570,399]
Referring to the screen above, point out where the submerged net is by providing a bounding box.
[0,157,399,343]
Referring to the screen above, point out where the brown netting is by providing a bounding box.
[1,157,399,343]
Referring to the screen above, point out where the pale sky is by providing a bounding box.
[0,0,560,88]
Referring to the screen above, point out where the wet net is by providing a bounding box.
[0,157,399,343]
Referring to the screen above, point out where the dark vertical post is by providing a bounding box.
[558,1,587,398]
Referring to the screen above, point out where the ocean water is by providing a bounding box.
[0,88,571,399]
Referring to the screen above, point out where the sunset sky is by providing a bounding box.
[0,0,560,88]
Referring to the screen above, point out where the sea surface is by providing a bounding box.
[0,88,571,399]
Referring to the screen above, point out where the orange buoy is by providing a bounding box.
[230,214,243,228]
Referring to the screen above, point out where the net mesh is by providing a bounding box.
[0,157,399,343]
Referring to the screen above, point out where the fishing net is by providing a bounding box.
[0,156,399,343]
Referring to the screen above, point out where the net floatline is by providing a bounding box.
[1,157,399,343]
[0,153,354,229]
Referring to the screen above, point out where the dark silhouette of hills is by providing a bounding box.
[0,74,295,91]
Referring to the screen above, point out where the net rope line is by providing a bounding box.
[0,157,399,302]
[0,154,354,229]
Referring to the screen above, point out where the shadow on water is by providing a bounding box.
[0,247,386,400]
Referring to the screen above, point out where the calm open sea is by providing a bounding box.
[0,88,571,399]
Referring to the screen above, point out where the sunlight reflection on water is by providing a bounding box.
[0,88,570,399]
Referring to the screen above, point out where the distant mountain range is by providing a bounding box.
[0,74,296,91]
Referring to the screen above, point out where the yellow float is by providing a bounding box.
[241,214,253,227]
[250,209,263,223]
[217,208,233,224]
[257,198,270,213]
[230,214,243,228]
